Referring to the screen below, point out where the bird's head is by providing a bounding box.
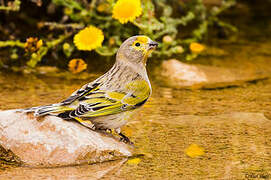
[116,35,158,66]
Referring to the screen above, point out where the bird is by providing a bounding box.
[23,35,158,144]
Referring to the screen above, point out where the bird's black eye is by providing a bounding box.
[135,42,140,47]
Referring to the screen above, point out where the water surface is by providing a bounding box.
[0,40,271,179]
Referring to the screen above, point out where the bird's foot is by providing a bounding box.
[105,128,112,133]
[96,128,112,134]
[119,132,134,145]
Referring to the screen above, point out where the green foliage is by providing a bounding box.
[26,34,72,68]
[0,0,20,11]
[0,0,237,69]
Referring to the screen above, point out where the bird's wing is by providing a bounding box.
[34,81,102,117]
[61,82,100,105]
[67,80,151,118]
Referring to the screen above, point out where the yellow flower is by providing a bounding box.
[97,3,109,13]
[24,37,43,53]
[68,59,87,74]
[189,42,205,53]
[62,42,71,51]
[185,144,205,158]
[109,37,116,46]
[112,0,142,24]
[74,26,104,51]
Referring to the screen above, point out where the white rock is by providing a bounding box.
[0,110,132,167]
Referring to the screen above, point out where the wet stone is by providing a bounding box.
[0,110,132,167]
[156,59,270,89]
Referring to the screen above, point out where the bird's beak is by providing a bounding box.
[148,41,158,50]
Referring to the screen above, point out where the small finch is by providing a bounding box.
[24,35,158,144]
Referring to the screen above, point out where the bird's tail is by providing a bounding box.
[34,104,62,116]
[18,103,71,117]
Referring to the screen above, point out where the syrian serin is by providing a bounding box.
[24,35,158,144]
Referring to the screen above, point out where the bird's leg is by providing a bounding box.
[119,132,134,145]
[115,128,134,145]
[96,127,112,134]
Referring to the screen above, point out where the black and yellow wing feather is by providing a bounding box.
[35,80,151,120]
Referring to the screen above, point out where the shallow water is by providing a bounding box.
[0,40,271,179]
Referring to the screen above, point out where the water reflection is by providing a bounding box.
[0,159,127,180]
[0,72,271,179]
[0,40,271,179]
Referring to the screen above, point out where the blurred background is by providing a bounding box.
[0,0,270,72]
[0,0,271,179]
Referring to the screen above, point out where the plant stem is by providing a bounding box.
[0,40,24,48]
[42,22,84,29]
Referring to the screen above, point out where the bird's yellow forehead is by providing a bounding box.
[136,36,148,44]
[132,36,150,52]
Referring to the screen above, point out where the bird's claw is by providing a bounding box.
[106,128,112,133]
[119,132,134,145]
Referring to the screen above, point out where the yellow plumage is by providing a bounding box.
[26,35,158,144]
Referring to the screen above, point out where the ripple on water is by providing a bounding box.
[0,46,271,178]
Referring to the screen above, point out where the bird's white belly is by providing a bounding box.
[92,110,136,129]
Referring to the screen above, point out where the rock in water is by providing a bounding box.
[156,59,270,89]
[0,110,132,167]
